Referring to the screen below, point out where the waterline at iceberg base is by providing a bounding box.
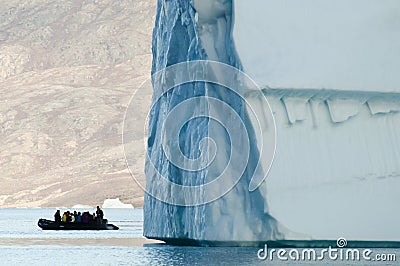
[143,0,400,246]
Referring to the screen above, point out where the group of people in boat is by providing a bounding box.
[54,206,104,224]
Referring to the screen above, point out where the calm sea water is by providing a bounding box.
[0,208,143,239]
[0,208,398,265]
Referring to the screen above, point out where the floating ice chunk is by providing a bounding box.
[102,198,134,209]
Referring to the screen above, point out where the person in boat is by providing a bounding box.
[62,211,67,222]
[70,212,75,223]
[82,212,89,224]
[96,206,104,224]
[75,212,82,223]
[54,210,61,223]
[66,211,72,222]
[72,211,78,222]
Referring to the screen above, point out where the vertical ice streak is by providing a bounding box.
[144,0,287,244]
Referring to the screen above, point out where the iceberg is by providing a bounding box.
[143,0,400,245]
[102,198,134,209]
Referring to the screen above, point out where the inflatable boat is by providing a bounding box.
[37,218,119,230]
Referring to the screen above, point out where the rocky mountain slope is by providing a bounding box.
[0,0,156,207]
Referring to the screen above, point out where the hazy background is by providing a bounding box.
[0,0,156,207]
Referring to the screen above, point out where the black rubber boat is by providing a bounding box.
[38,219,119,230]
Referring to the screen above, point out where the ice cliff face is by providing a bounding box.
[145,0,286,243]
[233,0,400,241]
[145,0,400,243]
[263,90,400,241]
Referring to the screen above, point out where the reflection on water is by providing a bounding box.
[2,245,399,265]
[1,245,266,265]
[143,245,261,265]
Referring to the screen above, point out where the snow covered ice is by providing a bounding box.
[102,198,134,209]
[143,0,400,244]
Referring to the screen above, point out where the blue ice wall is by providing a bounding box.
[144,0,285,243]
